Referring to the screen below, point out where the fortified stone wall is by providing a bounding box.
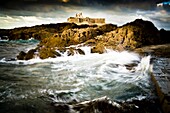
[67,13,105,25]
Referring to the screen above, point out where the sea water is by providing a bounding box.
[0,39,166,113]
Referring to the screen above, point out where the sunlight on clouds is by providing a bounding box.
[0,16,64,29]
[20,16,40,22]
[0,7,169,30]
[0,16,20,23]
[62,0,69,3]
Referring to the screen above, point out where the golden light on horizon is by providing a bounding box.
[62,0,69,3]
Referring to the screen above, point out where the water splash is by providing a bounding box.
[0,48,154,102]
[135,55,152,75]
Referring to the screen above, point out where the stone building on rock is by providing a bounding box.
[67,13,105,25]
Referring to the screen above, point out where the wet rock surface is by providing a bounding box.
[51,96,162,113]
[1,19,169,60]
[151,58,170,113]
[135,44,170,58]
[5,19,168,60]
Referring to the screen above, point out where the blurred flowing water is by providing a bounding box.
[0,39,167,113]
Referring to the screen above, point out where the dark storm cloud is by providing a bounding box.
[0,0,162,9]
[0,0,162,16]
[0,0,169,29]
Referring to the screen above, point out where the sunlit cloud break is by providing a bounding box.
[62,0,70,3]
[0,16,64,29]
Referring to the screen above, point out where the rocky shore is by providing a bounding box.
[0,19,170,60]
[1,19,170,113]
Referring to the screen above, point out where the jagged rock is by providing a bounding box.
[95,19,161,51]
[77,48,85,55]
[57,47,67,54]
[39,47,61,59]
[17,49,37,60]
[29,24,116,59]
[14,19,170,60]
[59,23,117,46]
[0,23,80,40]
[24,49,36,60]
[37,46,85,59]
[91,43,106,54]
[84,39,96,46]
[67,47,75,56]
[159,28,170,44]
[66,48,85,56]
[17,51,26,60]
[52,96,162,113]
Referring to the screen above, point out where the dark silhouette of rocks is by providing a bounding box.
[51,96,161,113]
[16,51,27,60]
[0,19,169,60]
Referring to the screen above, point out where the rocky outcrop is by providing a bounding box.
[91,19,162,52]
[16,24,117,60]
[19,24,116,60]
[12,19,170,60]
[16,46,86,60]
[17,49,37,60]
[0,23,98,40]
[52,96,162,113]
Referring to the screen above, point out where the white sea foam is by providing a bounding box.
[0,49,150,72]
[0,47,152,84]
[135,55,152,74]
[0,48,154,102]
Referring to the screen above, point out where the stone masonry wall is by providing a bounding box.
[67,17,105,25]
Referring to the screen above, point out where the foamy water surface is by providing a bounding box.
[0,40,156,112]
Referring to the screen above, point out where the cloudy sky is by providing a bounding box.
[0,0,170,30]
